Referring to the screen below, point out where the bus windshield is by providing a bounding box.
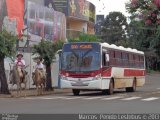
[61,43,100,72]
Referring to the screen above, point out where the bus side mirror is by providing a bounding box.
[105,54,110,62]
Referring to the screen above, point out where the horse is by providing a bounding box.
[9,64,28,97]
[32,69,45,95]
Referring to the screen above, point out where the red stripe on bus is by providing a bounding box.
[60,70,102,78]
[102,68,112,77]
[124,69,145,76]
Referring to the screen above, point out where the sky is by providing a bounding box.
[87,0,130,17]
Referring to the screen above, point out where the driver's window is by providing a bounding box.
[105,53,110,62]
[102,52,110,66]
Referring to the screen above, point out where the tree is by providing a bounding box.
[126,0,160,71]
[0,30,17,94]
[127,20,150,51]
[101,12,128,45]
[68,33,100,42]
[32,40,64,90]
[126,0,160,52]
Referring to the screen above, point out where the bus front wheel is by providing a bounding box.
[72,89,80,96]
[106,80,114,95]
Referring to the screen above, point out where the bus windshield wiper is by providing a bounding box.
[71,50,79,58]
[82,49,92,58]
[79,49,92,68]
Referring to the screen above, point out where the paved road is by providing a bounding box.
[0,74,160,114]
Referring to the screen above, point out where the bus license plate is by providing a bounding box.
[71,81,88,86]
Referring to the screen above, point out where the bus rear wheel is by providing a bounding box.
[72,89,80,96]
[126,79,136,92]
[106,80,114,95]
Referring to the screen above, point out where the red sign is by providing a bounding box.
[6,0,24,36]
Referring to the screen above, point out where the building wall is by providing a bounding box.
[67,19,94,38]
[25,0,44,5]
[26,1,66,46]
[67,19,87,32]
[87,23,95,34]
[44,0,95,39]
[95,15,105,36]
[5,52,60,90]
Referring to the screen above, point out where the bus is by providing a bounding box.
[60,42,145,95]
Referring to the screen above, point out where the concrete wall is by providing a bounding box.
[25,0,44,6]
[51,54,60,88]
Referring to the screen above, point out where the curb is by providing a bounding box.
[0,89,72,98]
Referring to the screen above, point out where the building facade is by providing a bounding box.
[95,15,104,36]
[44,0,96,39]
[1,0,96,89]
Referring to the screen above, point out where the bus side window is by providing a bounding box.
[129,54,133,67]
[120,52,123,66]
[138,55,141,68]
[115,51,120,66]
[140,56,144,68]
[110,50,115,66]
[126,53,129,67]
[134,54,138,68]
[123,52,129,67]
[117,51,123,66]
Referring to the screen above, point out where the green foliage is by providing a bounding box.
[54,40,64,50]
[126,0,157,14]
[126,0,158,24]
[126,0,160,57]
[0,29,17,94]
[101,12,128,45]
[127,20,147,51]
[32,40,64,65]
[115,39,129,48]
[68,33,99,42]
[0,29,17,58]
[150,29,160,56]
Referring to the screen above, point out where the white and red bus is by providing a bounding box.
[60,42,145,95]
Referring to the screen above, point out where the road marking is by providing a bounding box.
[101,96,122,100]
[24,97,38,99]
[24,96,85,100]
[83,97,105,100]
[121,97,141,100]
[61,97,84,100]
[23,96,159,102]
[24,97,65,100]
[141,97,159,101]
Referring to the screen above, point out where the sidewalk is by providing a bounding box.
[0,88,72,98]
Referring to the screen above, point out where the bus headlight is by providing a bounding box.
[92,74,101,80]
[60,75,68,80]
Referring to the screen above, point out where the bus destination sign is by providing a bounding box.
[71,45,92,49]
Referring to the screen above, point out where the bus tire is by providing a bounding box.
[126,79,136,92]
[106,80,114,95]
[72,89,80,96]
